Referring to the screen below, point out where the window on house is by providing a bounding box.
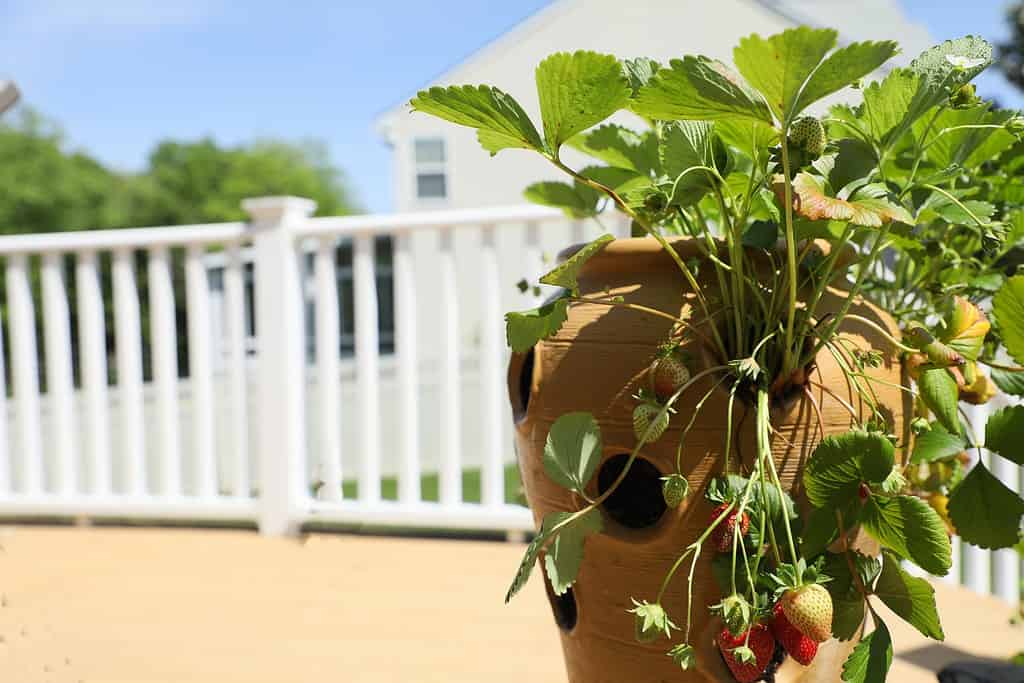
[414,138,447,201]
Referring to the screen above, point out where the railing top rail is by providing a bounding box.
[0,205,566,255]
[297,204,564,238]
[0,222,249,255]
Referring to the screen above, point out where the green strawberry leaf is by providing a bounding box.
[984,405,1024,466]
[410,85,545,155]
[535,51,630,152]
[569,123,661,175]
[910,425,966,464]
[842,615,893,682]
[989,367,1024,397]
[505,511,569,602]
[861,69,921,143]
[538,234,614,294]
[631,56,773,125]
[861,495,952,575]
[792,40,899,118]
[947,462,1024,550]
[874,552,944,641]
[916,368,961,435]
[884,36,994,148]
[524,181,600,218]
[660,120,722,205]
[804,430,895,509]
[733,26,838,123]
[544,507,603,595]
[622,57,661,96]
[823,552,874,641]
[505,296,569,353]
[543,412,604,493]
[993,275,1024,366]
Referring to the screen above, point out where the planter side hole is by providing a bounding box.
[597,454,666,529]
[541,560,578,631]
[508,347,536,423]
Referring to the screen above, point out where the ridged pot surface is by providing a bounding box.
[508,238,906,683]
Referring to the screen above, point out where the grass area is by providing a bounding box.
[339,464,525,505]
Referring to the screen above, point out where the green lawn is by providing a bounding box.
[339,464,525,505]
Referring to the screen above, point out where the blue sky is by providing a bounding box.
[1,0,1021,215]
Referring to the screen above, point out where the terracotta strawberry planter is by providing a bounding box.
[508,238,906,682]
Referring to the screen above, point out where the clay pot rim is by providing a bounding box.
[557,235,856,276]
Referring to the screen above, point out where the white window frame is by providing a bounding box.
[412,136,449,205]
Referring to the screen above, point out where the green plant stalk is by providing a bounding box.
[675,375,730,472]
[923,184,990,228]
[800,223,856,350]
[656,502,735,603]
[758,388,801,583]
[802,227,893,368]
[780,136,800,379]
[712,181,747,354]
[551,156,730,359]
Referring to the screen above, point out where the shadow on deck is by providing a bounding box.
[0,526,1018,682]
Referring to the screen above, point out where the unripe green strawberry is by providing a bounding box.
[661,473,689,508]
[788,116,826,158]
[633,401,669,443]
[652,353,691,402]
[781,584,833,643]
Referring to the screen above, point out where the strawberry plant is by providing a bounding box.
[412,26,1024,681]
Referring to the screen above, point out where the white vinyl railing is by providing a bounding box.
[0,197,1018,606]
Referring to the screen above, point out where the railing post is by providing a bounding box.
[243,196,316,536]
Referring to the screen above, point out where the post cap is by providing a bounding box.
[242,196,317,226]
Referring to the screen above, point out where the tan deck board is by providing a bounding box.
[0,526,1017,682]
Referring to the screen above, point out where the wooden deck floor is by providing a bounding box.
[0,526,1018,682]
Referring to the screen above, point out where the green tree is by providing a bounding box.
[0,109,126,233]
[0,111,359,385]
[126,138,357,226]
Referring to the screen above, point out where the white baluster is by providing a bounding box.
[224,244,249,497]
[0,314,8,493]
[394,232,420,503]
[112,249,146,495]
[480,226,505,507]
[570,218,586,245]
[315,236,342,502]
[961,404,990,595]
[353,233,381,503]
[439,227,462,506]
[943,535,961,586]
[988,392,1021,603]
[523,221,543,307]
[41,253,78,495]
[76,250,111,495]
[148,246,181,496]
[186,244,217,498]
[6,254,42,493]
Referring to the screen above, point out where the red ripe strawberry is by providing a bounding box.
[709,503,750,553]
[771,602,818,666]
[718,624,775,683]
[652,353,690,401]
[781,584,833,643]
